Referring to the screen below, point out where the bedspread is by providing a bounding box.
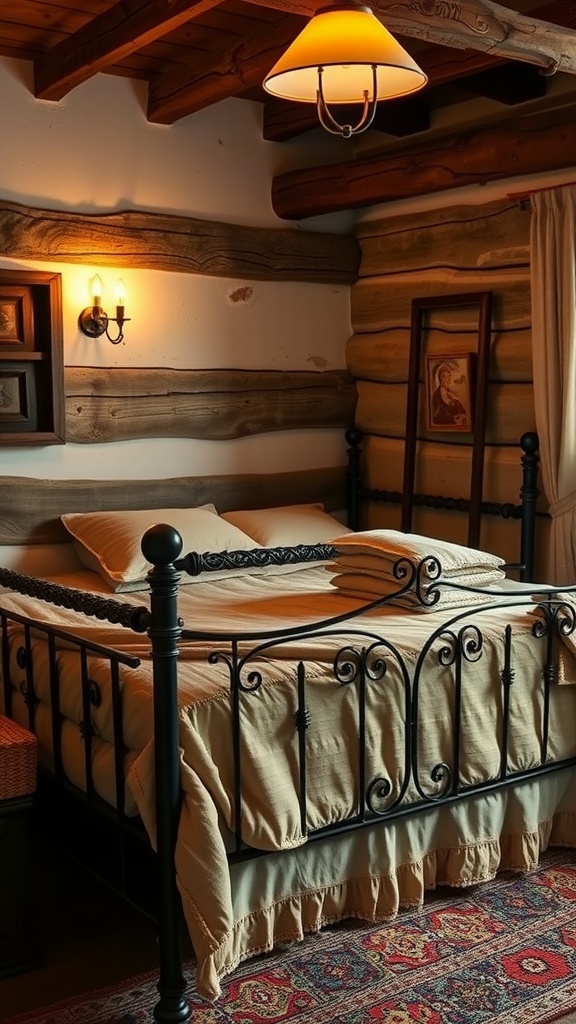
[2,566,576,999]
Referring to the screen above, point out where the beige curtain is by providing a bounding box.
[530,185,576,584]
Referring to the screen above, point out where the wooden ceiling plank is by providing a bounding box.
[271,101,576,219]
[34,0,224,102]
[147,13,302,123]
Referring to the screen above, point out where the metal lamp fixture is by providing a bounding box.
[79,275,130,345]
[263,4,427,138]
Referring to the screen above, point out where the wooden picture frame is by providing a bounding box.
[425,353,474,432]
[0,270,64,445]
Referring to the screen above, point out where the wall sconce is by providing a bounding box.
[263,3,427,138]
[79,275,130,345]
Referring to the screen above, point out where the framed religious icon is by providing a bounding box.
[425,353,474,432]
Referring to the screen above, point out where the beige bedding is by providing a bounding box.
[2,564,576,999]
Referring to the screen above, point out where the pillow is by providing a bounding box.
[61,506,260,592]
[330,529,505,577]
[220,504,351,547]
[327,528,506,612]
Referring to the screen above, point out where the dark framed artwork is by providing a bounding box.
[0,365,36,429]
[425,352,474,433]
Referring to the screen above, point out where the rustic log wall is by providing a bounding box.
[64,368,356,442]
[349,198,548,571]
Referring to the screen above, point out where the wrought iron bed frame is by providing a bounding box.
[0,428,567,1024]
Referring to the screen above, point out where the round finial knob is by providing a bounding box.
[345,426,363,447]
[520,431,539,455]
[141,523,183,565]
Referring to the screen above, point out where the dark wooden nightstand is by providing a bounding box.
[0,715,41,979]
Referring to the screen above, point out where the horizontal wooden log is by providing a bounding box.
[355,380,535,445]
[351,269,531,333]
[356,200,530,278]
[271,102,576,219]
[0,467,347,546]
[64,367,357,443]
[347,328,533,384]
[0,200,360,285]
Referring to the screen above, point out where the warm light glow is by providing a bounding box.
[263,5,427,106]
[92,274,102,307]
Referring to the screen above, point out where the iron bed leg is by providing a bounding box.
[142,525,192,1024]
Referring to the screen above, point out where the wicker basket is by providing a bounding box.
[0,716,37,800]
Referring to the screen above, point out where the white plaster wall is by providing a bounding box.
[0,57,353,480]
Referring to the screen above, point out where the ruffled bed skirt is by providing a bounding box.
[180,771,576,1000]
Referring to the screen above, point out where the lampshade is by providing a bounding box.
[263,4,427,106]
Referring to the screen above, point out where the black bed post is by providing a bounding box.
[141,525,192,1024]
[519,431,539,584]
[346,427,364,532]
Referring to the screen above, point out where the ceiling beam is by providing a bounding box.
[34,0,222,102]
[270,100,576,219]
[373,0,576,74]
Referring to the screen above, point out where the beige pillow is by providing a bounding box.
[61,506,260,591]
[221,503,351,547]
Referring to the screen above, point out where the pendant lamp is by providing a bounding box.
[263,4,427,138]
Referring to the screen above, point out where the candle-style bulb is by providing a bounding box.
[92,274,102,308]
[116,279,125,322]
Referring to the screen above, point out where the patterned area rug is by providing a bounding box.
[6,852,576,1024]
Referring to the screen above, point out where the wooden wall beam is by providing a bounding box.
[272,102,576,219]
[0,200,360,285]
[0,466,348,546]
[64,367,357,443]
